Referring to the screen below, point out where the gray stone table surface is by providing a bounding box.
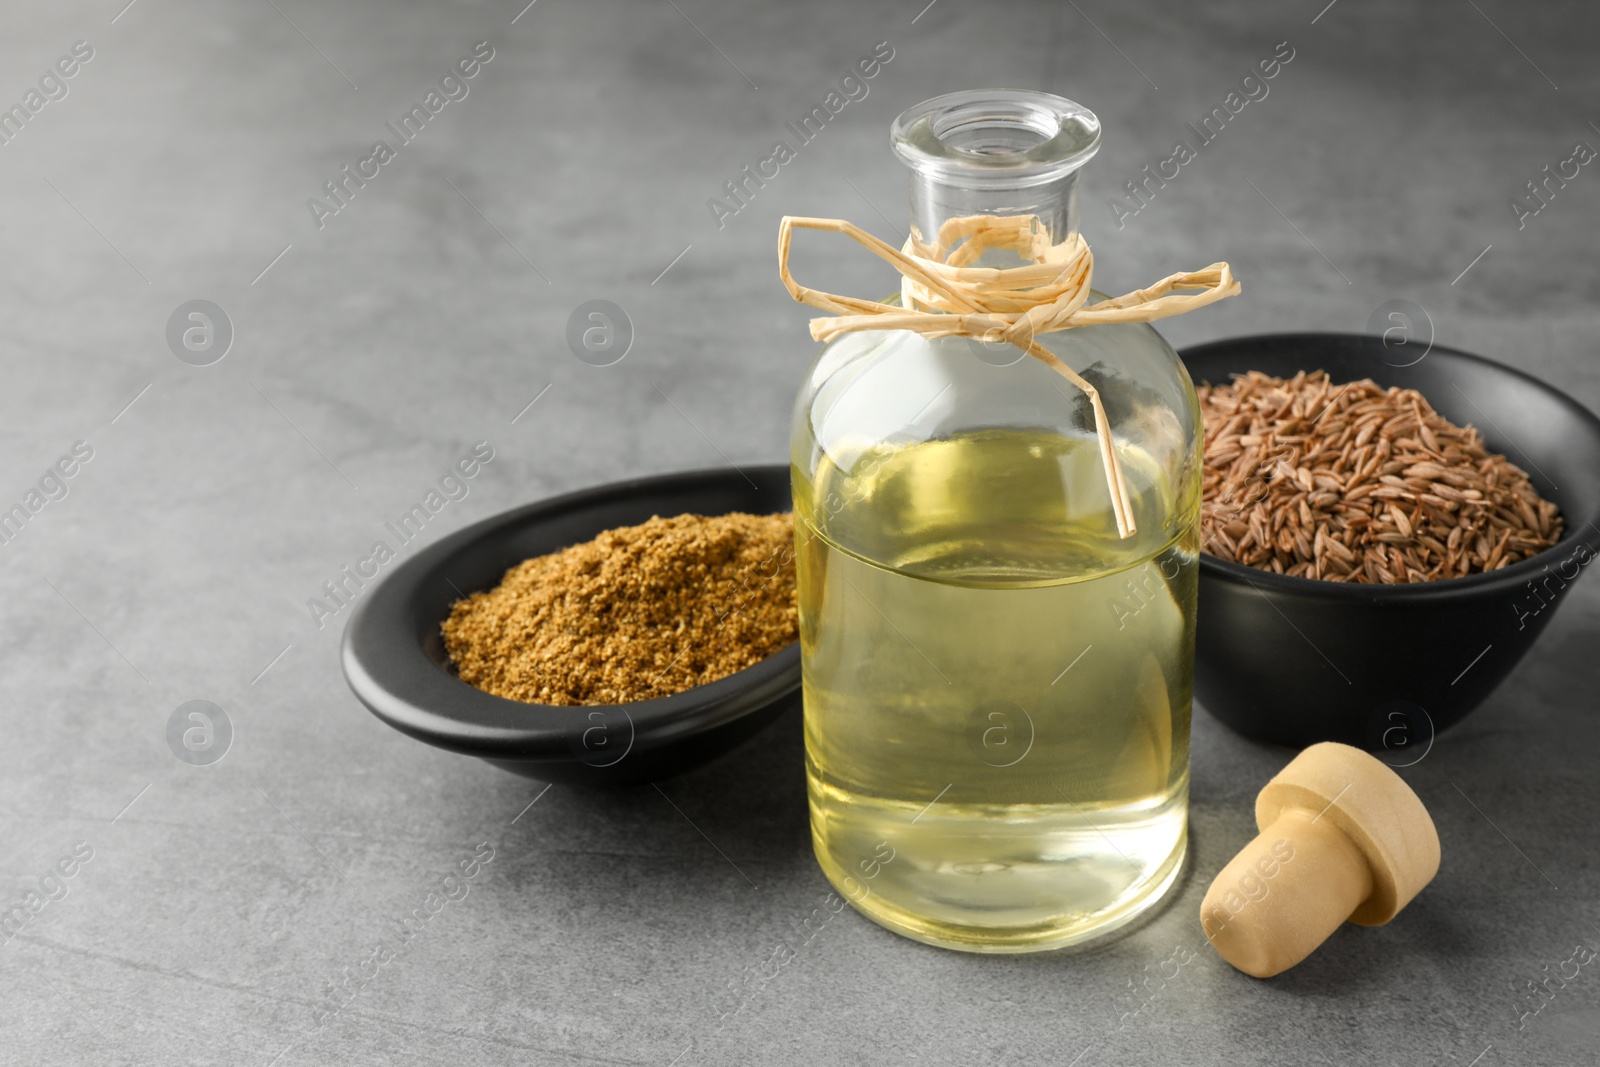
[2,0,1597,1064]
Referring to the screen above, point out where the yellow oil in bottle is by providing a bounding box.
[795,427,1196,951]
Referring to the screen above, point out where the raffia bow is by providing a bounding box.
[778,213,1240,537]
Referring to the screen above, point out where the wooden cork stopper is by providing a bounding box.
[1200,742,1441,978]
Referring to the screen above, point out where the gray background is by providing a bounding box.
[2,0,1597,1064]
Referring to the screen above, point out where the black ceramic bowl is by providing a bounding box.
[1180,333,1600,749]
[341,464,798,786]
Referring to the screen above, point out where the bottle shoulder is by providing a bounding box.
[791,318,1199,466]
[789,316,1202,558]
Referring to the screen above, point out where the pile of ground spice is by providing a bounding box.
[442,512,797,705]
[1197,370,1562,583]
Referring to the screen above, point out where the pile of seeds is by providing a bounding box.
[1197,370,1562,583]
[443,512,797,705]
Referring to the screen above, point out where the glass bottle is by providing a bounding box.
[790,90,1200,952]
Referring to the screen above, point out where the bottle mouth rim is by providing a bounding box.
[891,89,1102,189]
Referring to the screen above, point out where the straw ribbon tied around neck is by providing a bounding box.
[777,214,1241,538]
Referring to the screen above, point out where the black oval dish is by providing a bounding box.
[1180,333,1600,749]
[341,464,798,786]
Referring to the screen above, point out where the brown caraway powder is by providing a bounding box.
[442,512,797,705]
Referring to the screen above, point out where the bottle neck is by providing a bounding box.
[908,171,1082,266]
[892,90,1100,267]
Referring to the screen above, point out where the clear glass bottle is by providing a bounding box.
[791,90,1201,952]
